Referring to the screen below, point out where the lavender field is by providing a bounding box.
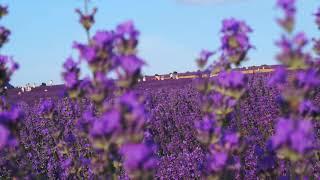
[1,0,320,179]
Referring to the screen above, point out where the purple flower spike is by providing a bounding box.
[276,0,296,32]
[220,18,252,65]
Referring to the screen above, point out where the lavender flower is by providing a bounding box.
[275,33,311,68]
[62,57,83,100]
[64,2,156,177]
[220,18,253,65]
[267,1,320,176]
[38,99,55,118]
[216,70,247,91]
[196,50,214,69]
[0,26,10,48]
[120,143,158,172]
[116,20,140,41]
[276,0,296,32]
[75,8,97,31]
[295,69,320,92]
[90,109,121,137]
[0,105,23,150]
[195,18,253,179]
[207,151,228,172]
[119,55,144,75]
[299,100,320,118]
[268,67,287,89]
[271,118,315,157]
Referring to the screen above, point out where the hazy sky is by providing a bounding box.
[1,0,319,86]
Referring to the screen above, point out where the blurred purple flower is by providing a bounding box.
[220,18,252,65]
[0,5,8,19]
[276,33,310,68]
[116,20,140,40]
[61,158,72,170]
[120,55,144,75]
[75,7,97,30]
[217,71,247,90]
[295,69,320,91]
[0,106,22,150]
[223,132,239,150]
[312,38,320,55]
[299,100,320,117]
[38,99,55,117]
[276,0,296,12]
[63,57,79,71]
[120,92,146,117]
[276,0,296,32]
[0,124,9,149]
[120,143,158,171]
[0,55,19,75]
[90,109,121,137]
[256,147,276,172]
[271,118,315,154]
[293,32,308,48]
[73,43,96,63]
[207,151,228,172]
[195,116,215,133]
[0,106,23,124]
[271,118,294,148]
[221,18,252,34]
[196,50,214,68]
[276,33,308,53]
[92,30,114,48]
[0,26,10,48]
[290,120,314,153]
[200,50,214,61]
[268,67,287,88]
[64,71,78,89]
